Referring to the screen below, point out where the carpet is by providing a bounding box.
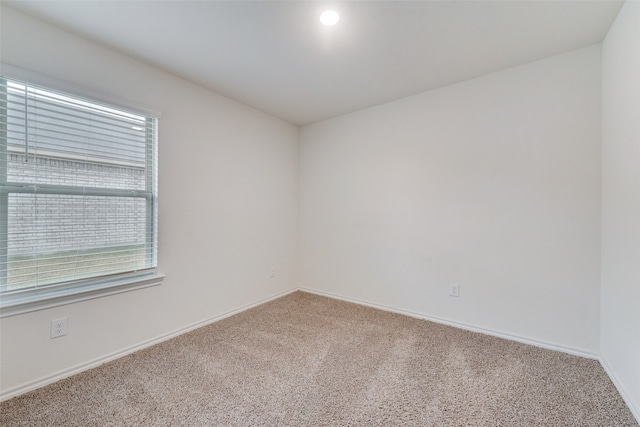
[0,291,637,426]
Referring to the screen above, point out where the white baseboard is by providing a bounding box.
[0,288,297,402]
[600,355,640,424]
[299,287,599,360]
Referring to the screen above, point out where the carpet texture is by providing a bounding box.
[1,291,637,426]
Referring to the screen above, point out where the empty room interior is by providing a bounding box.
[0,0,639,425]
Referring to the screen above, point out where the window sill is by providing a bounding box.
[0,272,165,318]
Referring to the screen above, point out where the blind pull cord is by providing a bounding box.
[24,86,29,162]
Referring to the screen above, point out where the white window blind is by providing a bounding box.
[0,76,158,309]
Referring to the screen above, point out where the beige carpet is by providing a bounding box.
[0,291,637,426]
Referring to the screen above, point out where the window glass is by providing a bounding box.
[0,77,158,302]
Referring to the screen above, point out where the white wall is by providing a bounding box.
[0,5,299,396]
[300,46,602,355]
[601,1,640,419]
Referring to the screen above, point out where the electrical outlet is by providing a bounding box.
[269,268,276,279]
[51,318,68,338]
[449,283,460,298]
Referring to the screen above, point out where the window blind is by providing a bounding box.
[0,77,158,301]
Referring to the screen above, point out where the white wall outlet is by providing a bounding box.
[269,269,276,279]
[449,283,460,297]
[51,317,68,338]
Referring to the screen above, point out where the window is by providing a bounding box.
[0,76,161,315]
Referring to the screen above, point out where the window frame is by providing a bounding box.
[0,67,163,317]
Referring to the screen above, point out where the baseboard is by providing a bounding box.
[299,287,599,360]
[600,355,640,424]
[0,288,297,402]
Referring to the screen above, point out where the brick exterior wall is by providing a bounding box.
[7,153,147,255]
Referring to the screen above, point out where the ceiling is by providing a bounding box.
[6,1,623,126]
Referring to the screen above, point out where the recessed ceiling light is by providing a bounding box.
[320,10,340,26]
